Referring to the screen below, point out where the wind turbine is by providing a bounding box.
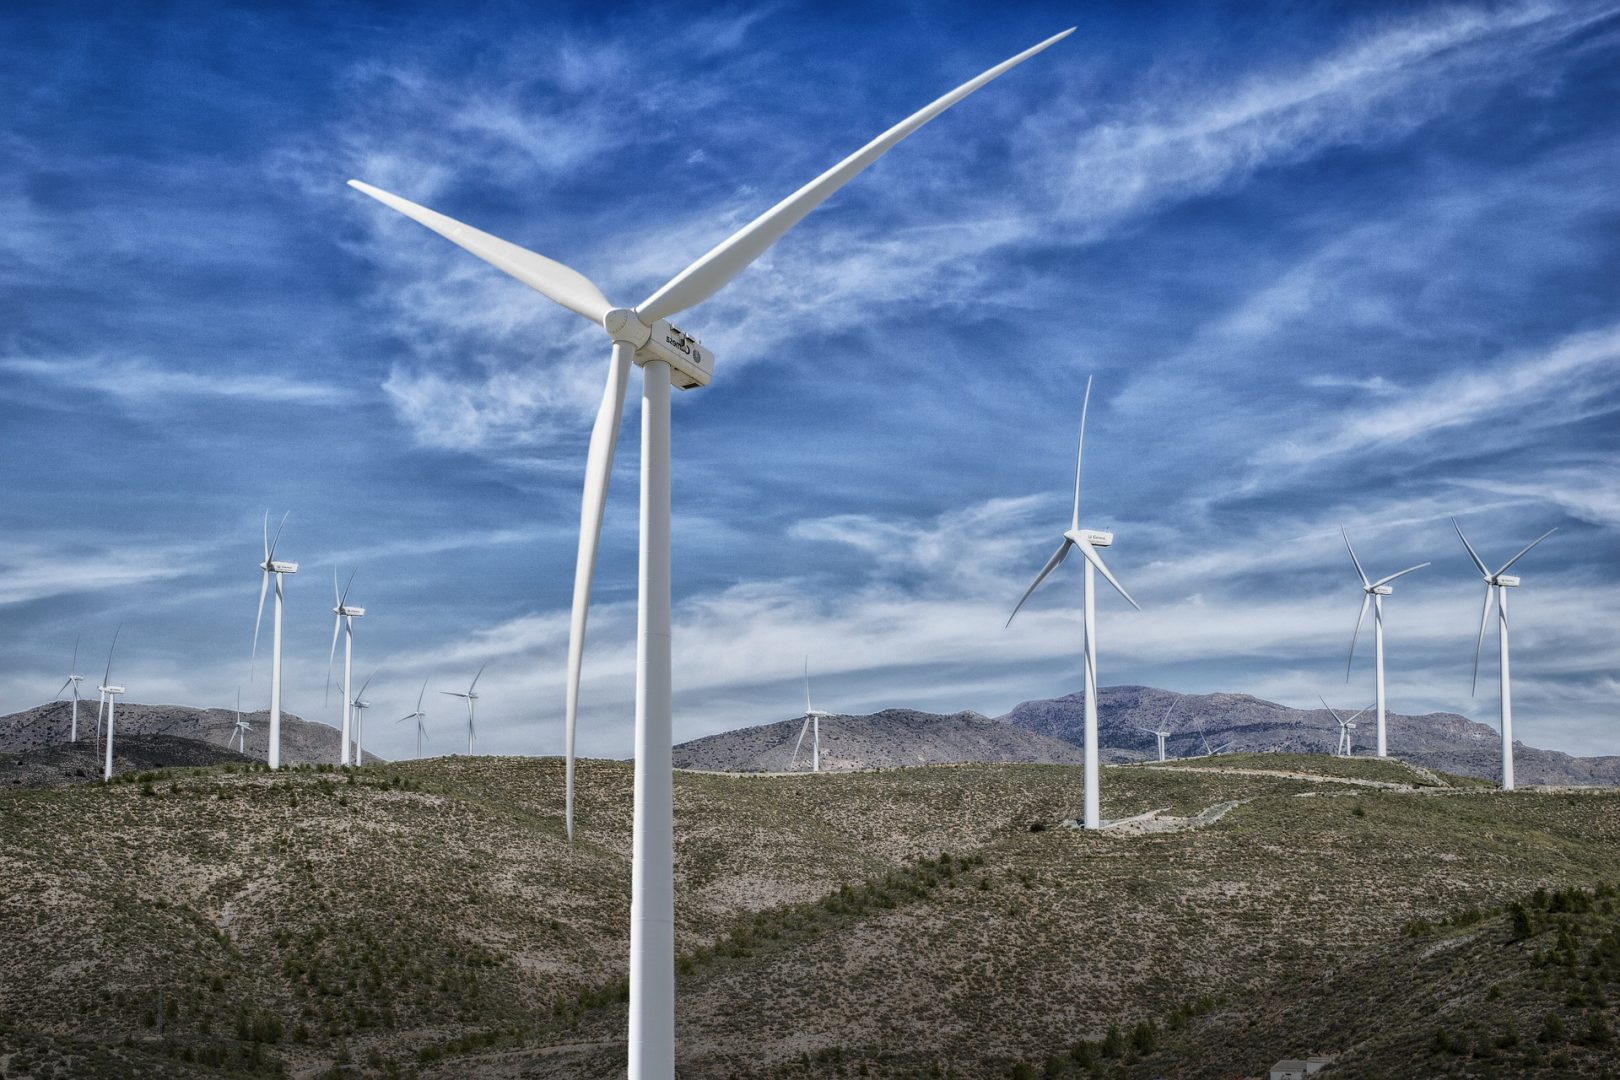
[326,570,365,766]
[251,511,298,770]
[1342,527,1429,758]
[440,664,485,755]
[1319,697,1370,757]
[348,28,1072,1078]
[1454,518,1556,791]
[351,670,376,763]
[787,660,831,772]
[397,679,429,759]
[97,628,125,782]
[53,636,84,743]
[1006,376,1139,830]
[230,689,252,753]
[1135,694,1181,762]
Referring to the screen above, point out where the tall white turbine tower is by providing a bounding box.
[1341,527,1429,758]
[397,679,429,759]
[1135,694,1181,762]
[349,29,1072,1078]
[1006,376,1139,830]
[326,570,365,766]
[441,664,485,755]
[1319,697,1370,757]
[230,689,252,752]
[351,670,376,763]
[787,660,831,772]
[97,629,125,782]
[53,636,84,742]
[1454,518,1556,791]
[251,512,297,770]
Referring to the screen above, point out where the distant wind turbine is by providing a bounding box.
[230,689,252,752]
[53,636,84,743]
[441,664,485,755]
[397,679,429,759]
[351,670,376,763]
[1006,376,1139,830]
[1135,694,1181,762]
[97,628,125,782]
[326,570,365,766]
[1319,697,1370,758]
[251,511,298,770]
[1341,527,1428,758]
[1453,518,1556,791]
[348,28,1074,1078]
[787,660,831,772]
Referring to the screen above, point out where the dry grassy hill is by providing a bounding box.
[1,754,1618,1078]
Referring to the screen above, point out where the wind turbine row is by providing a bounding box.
[347,27,1075,1078]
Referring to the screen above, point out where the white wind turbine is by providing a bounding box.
[786,659,832,773]
[251,511,298,770]
[1454,518,1556,792]
[348,29,1072,1077]
[230,689,252,753]
[441,664,485,755]
[397,679,429,759]
[326,570,365,766]
[1341,527,1429,758]
[97,628,125,782]
[53,636,84,743]
[1006,376,1139,830]
[351,670,376,763]
[1319,697,1370,757]
[1135,694,1181,763]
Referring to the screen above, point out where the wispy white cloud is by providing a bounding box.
[0,355,351,407]
[0,539,207,606]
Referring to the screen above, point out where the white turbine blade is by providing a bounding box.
[440,691,465,698]
[262,510,270,563]
[1006,539,1073,627]
[346,180,612,325]
[1347,705,1372,724]
[266,510,289,563]
[1073,537,1139,611]
[1341,527,1369,587]
[1071,376,1091,531]
[103,625,120,684]
[70,634,79,673]
[251,568,270,676]
[468,662,487,694]
[634,28,1075,324]
[1370,562,1430,589]
[1318,696,1344,724]
[565,346,633,843]
[1471,584,1494,696]
[1160,694,1181,727]
[1495,527,1557,577]
[356,669,377,700]
[54,677,73,699]
[803,657,813,717]
[1452,517,1490,578]
[324,609,342,706]
[1347,593,1371,680]
[415,678,428,713]
[339,567,357,609]
[788,715,811,770]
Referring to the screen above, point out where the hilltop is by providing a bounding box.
[0,701,382,770]
[672,707,1083,772]
[2,752,1619,1077]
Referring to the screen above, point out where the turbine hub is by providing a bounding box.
[602,307,652,347]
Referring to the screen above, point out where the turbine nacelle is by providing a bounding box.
[335,605,366,617]
[100,685,125,695]
[1365,584,1393,596]
[1066,527,1113,548]
[603,308,716,390]
[1491,574,1521,588]
[263,560,299,575]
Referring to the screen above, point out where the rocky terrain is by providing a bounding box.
[672,707,1083,772]
[3,733,253,789]
[1,701,383,771]
[998,685,1620,787]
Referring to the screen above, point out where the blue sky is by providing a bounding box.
[2,0,1617,760]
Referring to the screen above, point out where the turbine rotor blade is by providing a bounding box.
[469,663,487,694]
[1370,562,1430,589]
[267,511,288,563]
[104,624,120,684]
[339,568,357,609]
[54,677,73,699]
[1471,584,1494,696]
[1348,593,1371,680]
[325,609,342,706]
[803,657,812,717]
[1341,527,1369,587]
[1318,696,1344,724]
[1006,539,1073,627]
[1073,536,1139,610]
[252,568,270,676]
[565,344,633,843]
[71,635,79,672]
[1160,694,1181,727]
[1072,376,1091,532]
[346,180,613,325]
[633,28,1075,324]
[789,715,811,770]
[1452,517,1489,578]
[415,678,428,713]
[356,669,377,700]
[1495,527,1557,577]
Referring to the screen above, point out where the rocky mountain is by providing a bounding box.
[672,707,1084,772]
[0,700,383,768]
[3,733,254,789]
[998,684,1620,787]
